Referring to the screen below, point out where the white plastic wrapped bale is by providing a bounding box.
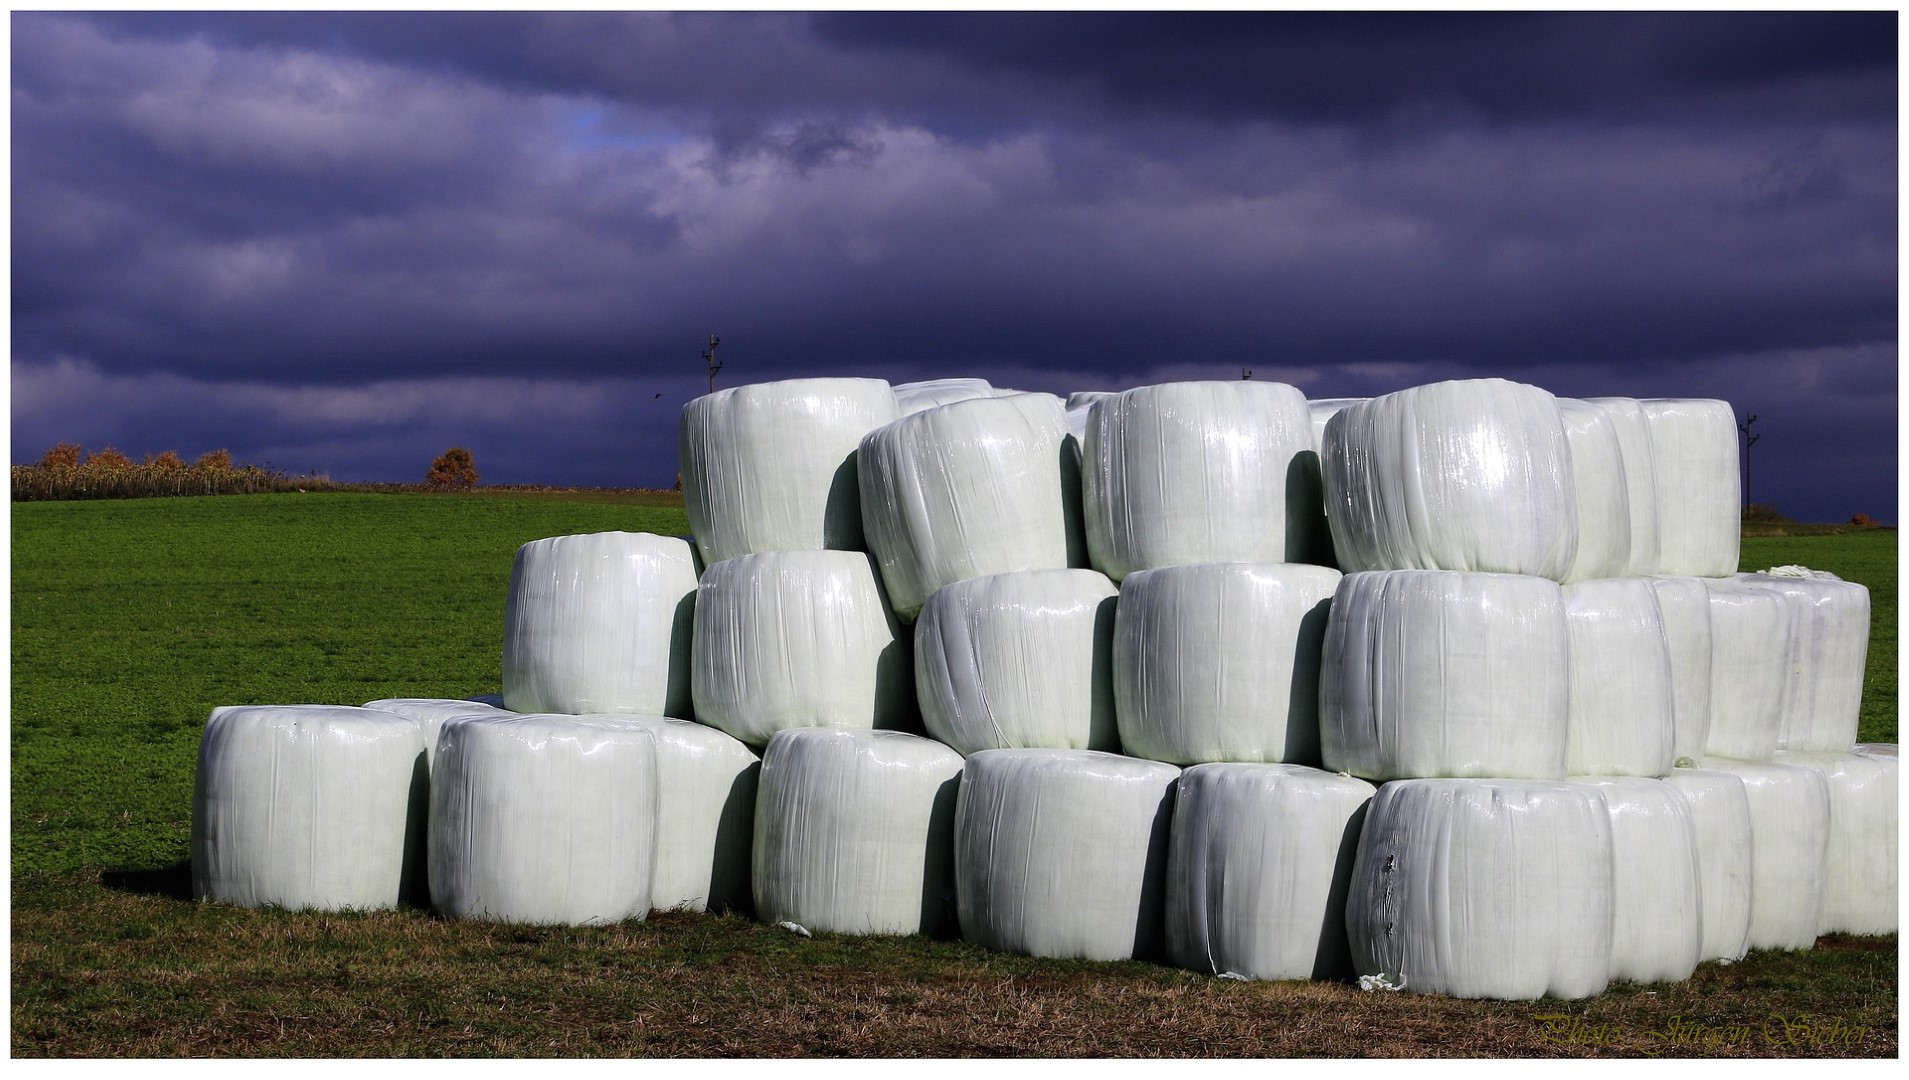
[681,378,900,565]
[893,378,995,416]
[192,705,428,911]
[999,391,1089,567]
[576,714,759,914]
[955,749,1180,962]
[914,569,1120,756]
[1855,742,1898,759]
[1582,398,1662,576]
[1703,577,1796,760]
[1699,757,1830,951]
[1640,399,1739,578]
[1298,398,1366,567]
[1065,390,1118,411]
[691,551,915,749]
[502,532,699,718]
[1771,750,1898,935]
[1115,562,1342,766]
[752,729,965,936]
[1571,778,1703,983]
[1164,763,1375,981]
[1661,768,1754,962]
[1563,578,1675,777]
[1321,379,1578,580]
[1645,576,1714,761]
[1081,381,1313,579]
[1556,399,1632,583]
[429,715,659,925]
[1319,570,1570,780]
[364,698,513,770]
[1346,779,1614,1000]
[857,394,1076,621]
[1743,568,1870,753]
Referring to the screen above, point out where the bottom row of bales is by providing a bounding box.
[193,703,1898,1001]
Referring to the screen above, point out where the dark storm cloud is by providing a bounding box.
[10,10,1897,521]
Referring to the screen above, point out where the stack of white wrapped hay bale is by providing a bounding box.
[189,372,1894,1003]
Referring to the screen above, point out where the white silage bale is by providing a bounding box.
[193,705,428,911]
[1082,381,1314,579]
[1699,757,1830,951]
[858,394,1077,621]
[681,378,900,565]
[1703,577,1796,760]
[753,729,965,936]
[1320,570,1570,780]
[1741,569,1870,752]
[1662,768,1754,962]
[1321,379,1578,580]
[1572,777,1703,983]
[364,698,513,770]
[502,532,698,718]
[1582,398,1662,576]
[1299,397,1366,568]
[893,378,995,416]
[1771,751,1897,935]
[691,551,914,749]
[1165,763,1375,981]
[429,715,658,924]
[1855,742,1897,759]
[1115,562,1342,766]
[1346,779,1614,1001]
[1645,576,1714,761]
[1557,399,1632,583]
[914,569,1120,756]
[954,749,1180,962]
[1640,399,1739,578]
[1563,578,1675,777]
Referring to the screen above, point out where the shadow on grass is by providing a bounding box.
[100,859,193,901]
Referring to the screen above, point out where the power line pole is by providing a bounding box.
[702,334,723,395]
[1739,413,1760,507]
[1240,367,1253,380]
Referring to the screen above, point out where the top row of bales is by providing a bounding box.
[678,376,1740,608]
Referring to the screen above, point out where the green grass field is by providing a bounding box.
[10,494,1898,1056]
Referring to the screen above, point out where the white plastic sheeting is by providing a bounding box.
[1065,391,1119,411]
[681,378,900,565]
[1299,398,1365,568]
[1115,562,1342,766]
[1082,381,1314,578]
[1640,399,1739,578]
[1855,742,1898,759]
[1772,751,1898,935]
[858,394,1077,621]
[1703,577,1796,760]
[429,715,658,925]
[1740,570,1870,753]
[1572,778,1702,984]
[1320,570,1570,780]
[893,378,996,416]
[1557,399,1633,583]
[1645,577,1714,761]
[1700,757,1830,951]
[752,729,965,936]
[1346,779,1613,1001]
[954,749,1180,962]
[1662,767,1754,963]
[193,705,428,911]
[691,551,914,748]
[502,532,699,718]
[364,698,513,770]
[1582,398,1662,577]
[1563,578,1675,777]
[1164,763,1375,981]
[1321,379,1578,580]
[914,569,1120,756]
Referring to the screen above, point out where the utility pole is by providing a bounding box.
[1240,367,1254,381]
[1739,413,1760,508]
[702,334,723,394]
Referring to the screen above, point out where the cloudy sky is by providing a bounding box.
[10,10,1897,522]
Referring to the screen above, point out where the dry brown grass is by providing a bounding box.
[11,445,327,501]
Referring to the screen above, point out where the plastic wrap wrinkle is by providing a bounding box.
[1644,577,1714,761]
[1345,779,1614,1000]
[363,698,513,770]
[1563,578,1675,777]
[1320,379,1578,579]
[1582,398,1662,576]
[1736,570,1870,752]
[1702,577,1797,760]
[1319,570,1570,780]
[502,532,698,717]
[680,378,900,565]
[954,749,1181,961]
[1662,768,1754,962]
[1572,778,1702,983]
[1771,751,1897,935]
[752,729,965,936]
[691,551,915,748]
[192,705,429,911]
[857,394,1077,621]
[1165,763,1375,980]
[1640,399,1739,577]
[1556,399,1633,583]
[1082,381,1315,578]
[1854,743,1897,759]
[1115,562,1342,766]
[428,715,659,925]
[914,569,1120,756]
[893,378,995,416]
[1698,757,1830,950]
